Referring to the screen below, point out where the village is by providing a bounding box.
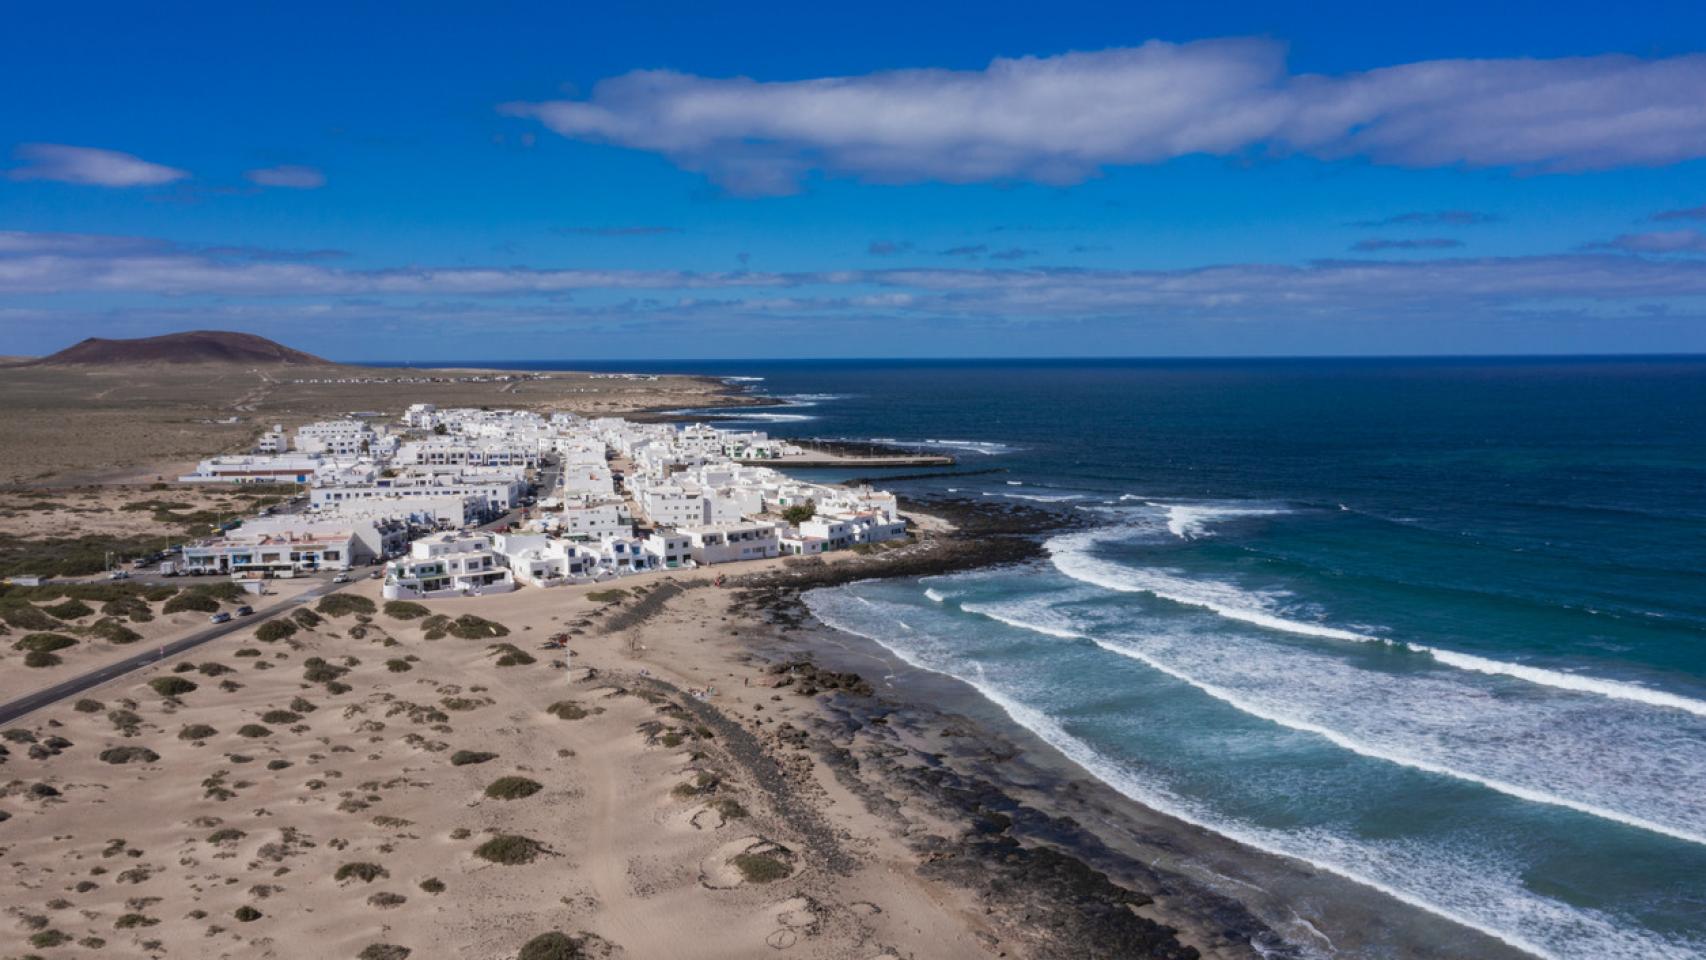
[169,404,910,598]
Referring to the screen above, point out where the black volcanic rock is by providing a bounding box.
[31,330,332,366]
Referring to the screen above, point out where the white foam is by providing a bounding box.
[923,587,947,603]
[1047,527,1706,719]
[1153,502,1289,540]
[963,599,1706,847]
[804,588,1703,960]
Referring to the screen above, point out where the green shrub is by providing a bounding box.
[179,724,218,741]
[259,710,301,725]
[732,852,790,884]
[98,746,159,764]
[290,608,323,629]
[359,945,412,960]
[302,657,348,684]
[418,877,445,894]
[383,600,429,620]
[206,827,246,843]
[546,701,589,721]
[586,589,628,603]
[102,596,153,622]
[163,592,219,614]
[473,835,544,865]
[713,798,749,819]
[317,594,376,618]
[14,632,77,653]
[234,905,262,922]
[450,750,497,766]
[484,776,543,800]
[148,676,197,697]
[385,658,412,673]
[114,913,159,928]
[487,643,535,667]
[446,614,508,639]
[42,598,94,620]
[255,620,296,643]
[334,862,389,883]
[0,601,61,631]
[236,724,272,738]
[24,650,61,667]
[517,932,593,960]
[88,617,142,644]
[74,698,104,713]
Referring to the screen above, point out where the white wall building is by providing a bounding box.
[382,532,515,599]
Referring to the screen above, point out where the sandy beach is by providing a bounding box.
[0,500,1531,960]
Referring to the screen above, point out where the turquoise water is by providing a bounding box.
[499,357,1706,959]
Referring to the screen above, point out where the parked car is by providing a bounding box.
[235,605,254,617]
[108,569,130,580]
[332,573,349,584]
[370,570,383,579]
[210,611,232,624]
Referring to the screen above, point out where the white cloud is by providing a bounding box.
[244,164,327,189]
[5,143,189,187]
[1588,229,1706,254]
[503,40,1706,194]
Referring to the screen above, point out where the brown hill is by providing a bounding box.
[31,330,333,367]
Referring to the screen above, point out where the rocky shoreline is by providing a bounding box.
[711,497,1290,959]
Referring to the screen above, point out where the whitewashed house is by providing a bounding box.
[382,532,515,599]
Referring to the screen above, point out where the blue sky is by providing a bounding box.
[4,1,1706,360]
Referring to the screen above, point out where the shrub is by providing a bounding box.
[546,701,589,721]
[259,710,301,725]
[447,614,508,639]
[234,905,262,922]
[517,932,592,960]
[0,602,61,631]
[24,650,61,667]
[14,632,76,653]
[197,661,234,676]
[102,596,153,622]
[114,913,159,929]
[30,929,73,948]
[89,618,142,644]
[236,724,272,738]
[302,658,348,684]
[207,827,246,843]
[383,600,429,620]
[255,620,296,643]
[367,891,407,908]
[163,593,219,614]
[450,750,496,766]
[487,643,535,667]
[473,835,544,865]
[317,594,376,618]
[484,776,543,800]
[359,946,412,960]
[732,852,790,884]
[289,696,317,713]
[713,798,749,819]
[290,608,323,629]
[334,862,389,883]
[148,676,197,697]
[43,598,94,620]
[385,658,412,673]
[98,746,160,764]
[74,698,104,713]
[418,877,445,895]
[178,724,217,740]
[585,589,628,603]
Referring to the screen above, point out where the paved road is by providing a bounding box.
[0,577,356,726]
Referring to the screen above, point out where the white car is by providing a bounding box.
[332,573,349,583]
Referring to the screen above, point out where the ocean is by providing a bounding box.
[492,357,1706,960]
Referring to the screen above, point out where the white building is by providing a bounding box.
[382,532,515,599]
[295,420,374,457]
[182,530,357,576]
[678,521,782,565]
[180,454,322,485]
